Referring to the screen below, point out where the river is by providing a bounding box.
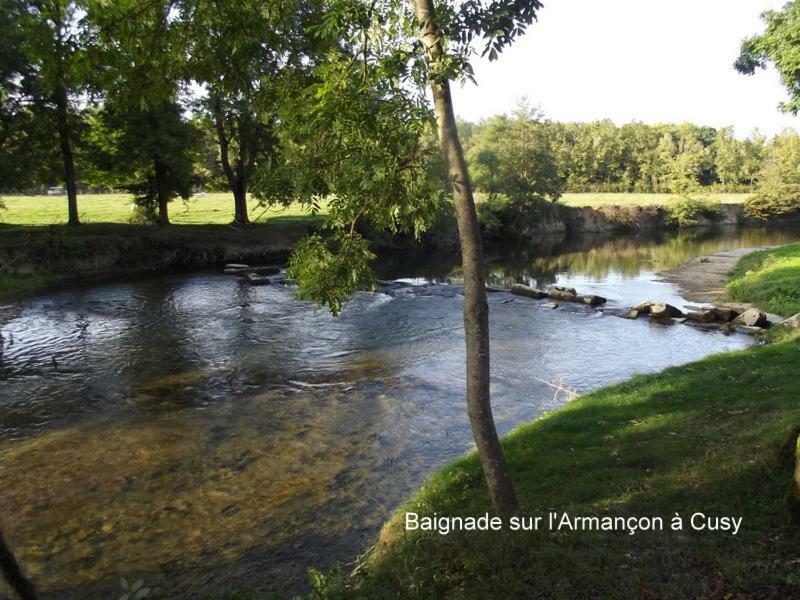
[1,226,798,598]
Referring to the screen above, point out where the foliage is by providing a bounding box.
[745,131,800,220]
[332,337,800,598]
[462,117,766,195]
[467,106,564,204]
[287,233,376,316]
[477,193,561,239]
[118,577,150,600]
[737,1,800,113]
[82,102,200,222]
[664,195,721,227]
[727,243,800,316]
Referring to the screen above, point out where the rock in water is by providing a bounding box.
[540,302,559,309]
[650,303,684,319]
[780,313,800,330]
[225,263,250,270]
[713,307,740,322]
[547,285,577,301]
[245,273,270,286]
[510,284,548,299]
[686,309,716,323]
[734,308,768,328]
[621,309,640,319]
[633,301,657,314]
[577,294,607,306]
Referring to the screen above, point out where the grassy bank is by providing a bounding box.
[0,220,322,301]
[335,335,800,598]
[560,192,750,208]
[727,243,800,317]
[0,193,753,226]
[0,193,321,226]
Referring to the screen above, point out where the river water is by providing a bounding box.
[1,227,798,598]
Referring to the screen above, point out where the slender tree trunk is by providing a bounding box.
[154,159,170,226]
[213,109,249,225]
[412,0,519,518]
[787,434,800,526]
[54,82,79,226]
[0,529,38,600]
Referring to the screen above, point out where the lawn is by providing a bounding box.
[0,193,753,226]
[727,243,800,317]
[560,192,751,208]
[335,334,800,598]
[0,193,322,226]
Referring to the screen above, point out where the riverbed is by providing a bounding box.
[1,226,799,598]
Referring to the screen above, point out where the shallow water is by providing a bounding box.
[1,226,798,598]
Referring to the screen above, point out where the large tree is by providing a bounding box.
[262,0,543,518]
[178,0,320,225]
[12,0,89,223]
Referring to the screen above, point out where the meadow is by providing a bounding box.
[0,192,752,226]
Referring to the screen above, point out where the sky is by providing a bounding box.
[451,0,798,138]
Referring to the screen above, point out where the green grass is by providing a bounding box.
[332,336,800,598]
[0,193,753,226]
[0,193,323,226]
[727,243,800,317]
[560,192,751,208]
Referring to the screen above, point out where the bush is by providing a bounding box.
[477,194,562,240]
[744,184,800,221]
[664,195,721,227]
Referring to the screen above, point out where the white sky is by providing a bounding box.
[451,0,798,138]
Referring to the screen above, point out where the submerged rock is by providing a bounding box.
[540,302,559,309]
[621,309,640,319]
[510,284,548,299]
[733,308,769,328]
[245,273,270,286]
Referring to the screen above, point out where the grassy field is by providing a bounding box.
[560,192,751,208]
[727,243,800,317]
[332,334,800,598]
[0,193,753,226]
[0,193,321,226]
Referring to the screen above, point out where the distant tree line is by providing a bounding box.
[458,108,794,200]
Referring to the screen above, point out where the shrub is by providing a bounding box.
[744,184,800,221]
[664,195,721,227]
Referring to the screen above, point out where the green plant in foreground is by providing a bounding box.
[118,577,150,600]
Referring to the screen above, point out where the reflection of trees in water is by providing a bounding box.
[482,226,800,287]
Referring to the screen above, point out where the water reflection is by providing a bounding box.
[1,226,799,598]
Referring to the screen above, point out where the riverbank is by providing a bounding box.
[331,334,800,598]
[322,246,800,598]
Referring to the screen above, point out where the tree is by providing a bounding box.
[85,0,197,225]
[83,101,199,225]
[254,0,543,517]
[737,1,800,113]
[178,0,313,225]
[15,0,89,224]
[467,108,563,203]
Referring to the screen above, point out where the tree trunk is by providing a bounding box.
[213,108,249,226]
[787,433,800,526]
[0,529,38,600]
[412,0,519,518]
[232,180,249,226]
[54,81,79,226]
[154,159,170,226]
